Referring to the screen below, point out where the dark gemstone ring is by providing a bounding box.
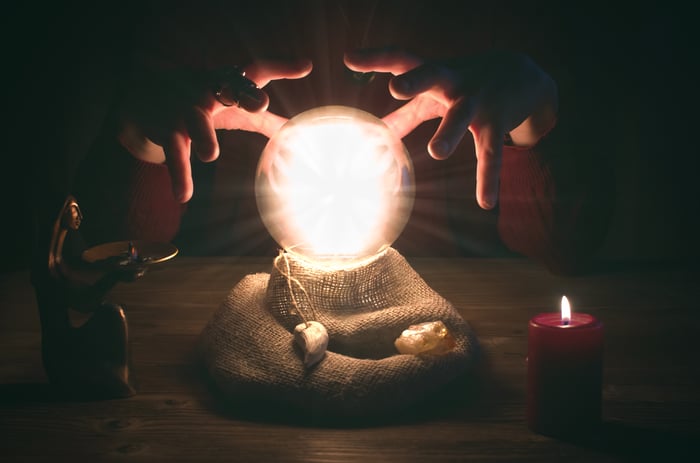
[211,67,258,107]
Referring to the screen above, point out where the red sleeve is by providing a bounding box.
[497,139,614,275]
[71,134,185,247]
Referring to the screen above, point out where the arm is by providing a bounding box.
[498,129,614,275]
[71,131,185,246]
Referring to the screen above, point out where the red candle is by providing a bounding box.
[526,296,604,436]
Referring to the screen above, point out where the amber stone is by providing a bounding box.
[394,321,456,355]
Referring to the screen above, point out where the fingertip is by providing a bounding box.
[195,142,219,163]
[476,180,499,210]
[173,182,193,204]
[299,58,313,75]
[186,107,219,162]
[478,194,497,210]
[428,138,452,160]
[170,169,193,203]
[389,77,412,99]
[164,137,193,204]
[343,51,361,71]
[344,49,380,72]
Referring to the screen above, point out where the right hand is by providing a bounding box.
[344,48,557,210]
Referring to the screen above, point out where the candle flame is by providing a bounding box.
[561,295,571,325]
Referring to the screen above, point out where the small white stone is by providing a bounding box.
[294,321,329,367]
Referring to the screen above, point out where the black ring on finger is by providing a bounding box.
[211,66,258,107]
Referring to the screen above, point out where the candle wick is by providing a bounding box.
[562,319,570,326]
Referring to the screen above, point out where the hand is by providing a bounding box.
[116,59,313,203]
[344,48,557,209]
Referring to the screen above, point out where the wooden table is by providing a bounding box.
[1,257,698,462]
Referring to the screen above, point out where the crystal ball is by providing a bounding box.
[255,105,415,270]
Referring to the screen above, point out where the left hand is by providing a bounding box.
[344,48,558,209]
[116,58,312,203]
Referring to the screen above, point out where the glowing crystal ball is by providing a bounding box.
[255,105,415,269]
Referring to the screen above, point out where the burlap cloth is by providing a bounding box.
[198,247,479,419]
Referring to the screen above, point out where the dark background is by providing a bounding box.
[2,1,698,273]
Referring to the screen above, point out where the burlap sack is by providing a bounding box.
[198,248,478,419]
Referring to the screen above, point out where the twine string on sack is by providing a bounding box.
[272,250,318,326]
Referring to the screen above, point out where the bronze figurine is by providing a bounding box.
[32,195,176,399]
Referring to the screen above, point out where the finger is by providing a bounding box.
[213,106,288,138]
[163,130,193,203]
[382,95,444,139]
[389,63,456,100]
[428,96,478,160]
[186,106,219,162]
[250,111,288,139]
[237,87,270,113]
[471,123,504,210]
[343,47,423,75]
[244,58,313,88]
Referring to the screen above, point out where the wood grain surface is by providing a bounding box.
[1,257,698,462]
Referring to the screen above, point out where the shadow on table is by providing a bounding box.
[197,347,510,428]
[200,372,489,428]
[0,383,63,404]
[548,420,699,462]
[0,381,138,403]
[587,259,695,276]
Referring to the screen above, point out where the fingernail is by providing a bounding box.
[430,139,450,159]
[392,77,412,94]
[481,194,496,210]
[174,185,190,203]
[345,50,362,60]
